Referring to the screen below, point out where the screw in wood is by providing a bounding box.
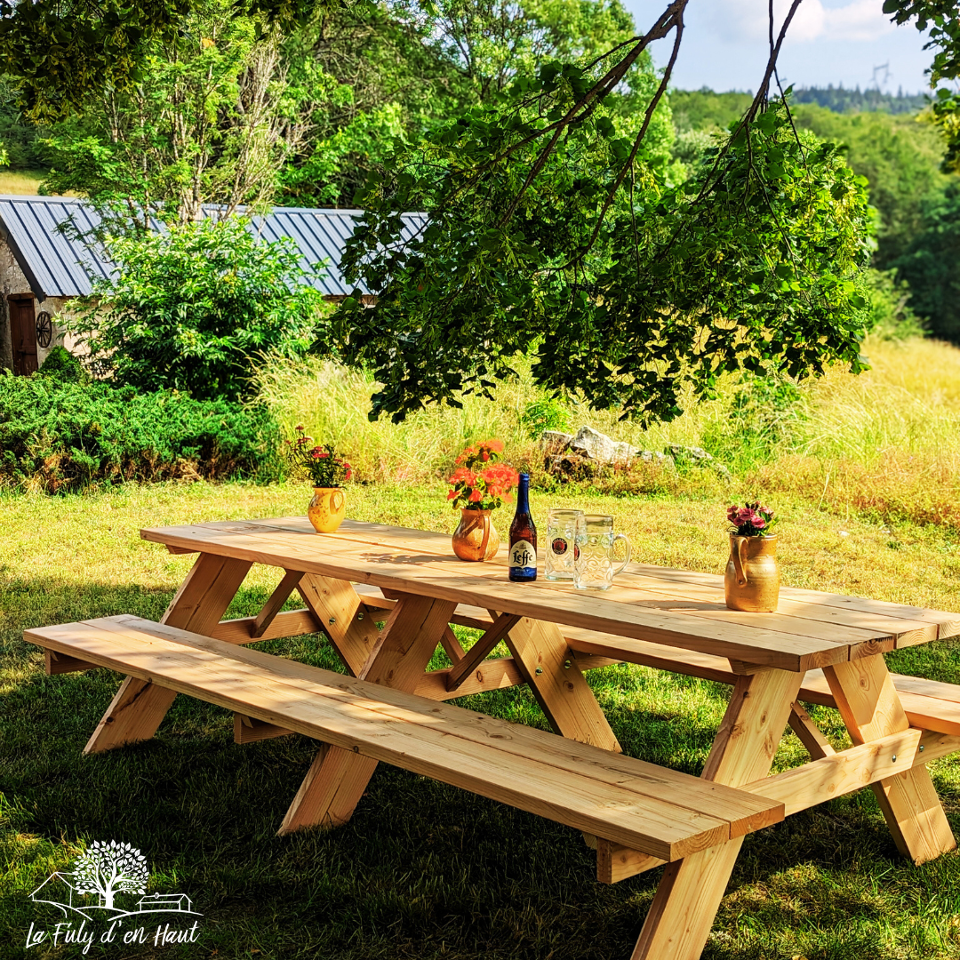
[892,755,897,762]
[329,617,336,625]
[535,667,543,675]
[357,612,364,620]
[920,745,925,753]
[563,660,571,669]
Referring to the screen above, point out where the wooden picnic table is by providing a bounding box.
[25,516,960,960]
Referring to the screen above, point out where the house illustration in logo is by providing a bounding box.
[28,841,203,922]
[29,873,90,918]
[137,892,193,913]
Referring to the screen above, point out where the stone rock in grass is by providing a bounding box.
[637,449,674,466]
[570,426,639,464]
[540,430,574,455]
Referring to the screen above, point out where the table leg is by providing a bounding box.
[279,594,457,835]
[297,573,384,676]
[84,554,252,754]
[824,656,957,864]
[630,668,801,960]
[504,617,620,752]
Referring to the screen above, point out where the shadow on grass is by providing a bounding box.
[2,579,960,959]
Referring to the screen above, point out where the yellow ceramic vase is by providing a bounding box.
[724,534,779,612]
[452,508,500,561]
[308,487,346,534]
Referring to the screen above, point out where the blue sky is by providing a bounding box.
[623,0,939,94]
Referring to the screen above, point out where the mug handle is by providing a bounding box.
[612,534,631,576]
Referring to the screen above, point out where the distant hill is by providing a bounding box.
[669,86,930,133]
[790,85,929,115]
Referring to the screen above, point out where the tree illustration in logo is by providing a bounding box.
[71,840,149,910]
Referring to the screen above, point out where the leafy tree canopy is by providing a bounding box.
[6,0,960,423]
[338,82,873,422]
[40,0,312,225]
[894,183,960,341]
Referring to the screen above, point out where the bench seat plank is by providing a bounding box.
[25,616,783,862]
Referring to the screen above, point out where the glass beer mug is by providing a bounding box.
[544,509,584,581]
[574,514,631,590]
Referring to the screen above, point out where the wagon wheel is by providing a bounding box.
[36,311,53,349]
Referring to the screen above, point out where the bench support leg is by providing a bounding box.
[297,574,383,676]
[630,668,801,960]
[279,594,458,835]
[84,554,252,754]
[825,657,957,865]
[504,617,620,753]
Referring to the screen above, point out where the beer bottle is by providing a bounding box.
[508,473,537,582]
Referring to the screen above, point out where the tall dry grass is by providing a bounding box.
[254,336,960,528]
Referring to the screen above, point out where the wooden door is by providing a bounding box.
[9,295,37,376]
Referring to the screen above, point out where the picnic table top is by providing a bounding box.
[142,517,960,673]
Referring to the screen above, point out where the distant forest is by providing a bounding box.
[790,85,930,114]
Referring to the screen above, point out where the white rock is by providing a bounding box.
[570,426,639,464]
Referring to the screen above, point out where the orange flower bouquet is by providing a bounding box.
[446,440,519,561]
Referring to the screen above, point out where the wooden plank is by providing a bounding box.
[210,609,322,645]
[619,561,960,637]
[565,629,738,684]
[296,574,382,676]
[615,571,934,649]
[252,570,303,639]
[596,842,663,885]
[234,714,294,743]
[825,657,957,864]
[44,649,95,675]
[505,617,621,752]
[280,594,459,834]
[25,616,782,860]
[439,625,466,664]
[631,668,802,960]
[446,613,522,691]
[885,672,960,704]
[740,728,932,816]
[83,553,251,754]
[788,702,836,759]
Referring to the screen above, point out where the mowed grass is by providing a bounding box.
[0,171,48,195]
[3,479,960,959]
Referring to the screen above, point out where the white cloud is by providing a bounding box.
[824,0,897,41]
[708,0,896,45]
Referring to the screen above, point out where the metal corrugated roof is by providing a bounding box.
[0,196,425,301]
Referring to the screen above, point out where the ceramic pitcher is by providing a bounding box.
[724,534,779,612]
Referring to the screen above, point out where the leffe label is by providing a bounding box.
[509,540,536,570]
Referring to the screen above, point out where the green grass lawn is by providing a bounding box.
[3,482,960,959]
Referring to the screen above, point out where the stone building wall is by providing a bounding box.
[0,236,80,372]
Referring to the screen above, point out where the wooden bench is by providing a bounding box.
[25,615,784,863]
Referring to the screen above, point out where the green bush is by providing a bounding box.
[68,217,329,401]
[36,345,85,382]
[0,373,282,492]
[700,372,808,469]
